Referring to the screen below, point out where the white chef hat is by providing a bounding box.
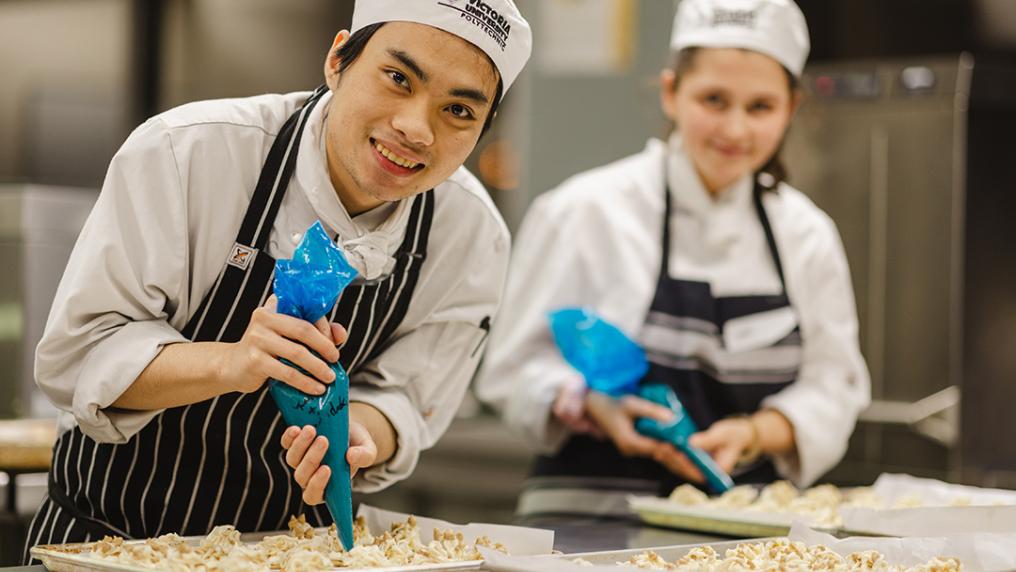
[351,0,532,97]
[671,0,810,77]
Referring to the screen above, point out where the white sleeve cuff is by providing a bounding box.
[762,387,852,487]
[67,319,187,444]
[347,384,426,493]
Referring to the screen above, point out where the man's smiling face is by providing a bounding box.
[322,22,500,215]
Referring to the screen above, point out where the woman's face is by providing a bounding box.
[661,48,799,194]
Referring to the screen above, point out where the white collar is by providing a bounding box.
[295,90,413,280]
[665,132,753,217]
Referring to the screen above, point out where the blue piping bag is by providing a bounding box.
[635,385,734,493]
[547,308,647,397]
[271,221,357,550]
[547,307,733,493]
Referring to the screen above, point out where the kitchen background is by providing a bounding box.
[1,0,1015,565]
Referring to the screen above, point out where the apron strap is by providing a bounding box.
[751,178,788,292]
[237,84,329,250]
[661,167,789,294]
[181,85,327,341]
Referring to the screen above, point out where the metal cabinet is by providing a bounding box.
[784,55,1016,486]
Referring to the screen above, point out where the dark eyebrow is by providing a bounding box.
[450,88,490,105]
[388,49,428,83]
[388,48,491,106]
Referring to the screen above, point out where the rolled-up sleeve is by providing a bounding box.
[762,216,871,486]
[348,229,509,492]
[35,118,190,443]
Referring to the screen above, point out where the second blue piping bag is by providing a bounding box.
[270,221,358,550]
[635,384,734,493]
[547,307,733,493]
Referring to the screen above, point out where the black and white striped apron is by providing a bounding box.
[24,85,435,562]
[520,175,801,518]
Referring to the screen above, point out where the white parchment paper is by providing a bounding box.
[356,504,555,556]
[482,523,1016,572]
[840,473,1016,536]
[789,523,1016,571]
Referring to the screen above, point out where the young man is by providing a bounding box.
[25,0,531,557]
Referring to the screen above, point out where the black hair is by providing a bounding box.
[335,23,504,137]
[667,47,800,188]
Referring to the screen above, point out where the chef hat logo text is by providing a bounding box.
[439,0,512,50]
[711,8,757,28]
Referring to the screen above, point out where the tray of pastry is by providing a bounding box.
[31,505,556,572]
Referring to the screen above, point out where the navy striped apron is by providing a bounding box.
[522,176,800,517]
[24,85,435,561]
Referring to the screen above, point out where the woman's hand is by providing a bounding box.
[677,410,795,477]
[551,377,603,437]
[582,391,698,481]
[652,416,756,484]
[687,417,757,473]
[220,295,348,396]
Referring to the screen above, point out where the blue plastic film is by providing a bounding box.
[547,307,648,397]
[274,221,357,323]
[271,220,358,550]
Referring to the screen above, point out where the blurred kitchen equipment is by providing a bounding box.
[783,54,1016,487]
[0,184,99,419]
[0,418,56,565]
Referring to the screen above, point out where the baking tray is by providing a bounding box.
[484,539,771,571]
[30,529,484,572]
[631,474,1016,539]
[628,495,822,538]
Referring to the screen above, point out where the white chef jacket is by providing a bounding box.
[35,89,510,492]
[475,135,870,487]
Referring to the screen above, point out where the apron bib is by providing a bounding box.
[521,174,801,519]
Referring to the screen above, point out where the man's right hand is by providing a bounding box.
[220,295,347,396]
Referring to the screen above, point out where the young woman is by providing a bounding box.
[477,0,869,519]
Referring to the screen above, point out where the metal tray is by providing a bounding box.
[30,529,484,572]
[628,495,820,538]
[484,539,773,571]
